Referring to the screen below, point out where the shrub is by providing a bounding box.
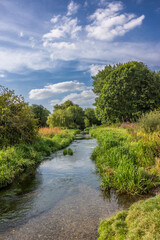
[0,86,38,146]
[63,149,67,155]
[68,148,73,155]
[138,110,160,133]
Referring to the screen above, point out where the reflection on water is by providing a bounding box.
[0,134,145,240]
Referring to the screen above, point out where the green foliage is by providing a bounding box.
[92,64,120,95]
[93,62,160,123]
[30,104,50,127]
[90,127,159,194]
[0,86,38,146]
[138,110,160,133]
[68,148,73,155]
[47,101,85,129]
[84,108,99,127]
[63,149,67,155]
[0,129,76,188]
[98,196,160,240]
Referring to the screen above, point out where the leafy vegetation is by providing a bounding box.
[90,127,160,194]
[30,104,50,127]
[63,149,67,155]
[0,129,76,188]
[138,110,160,133]
[47,100,85,129]
[68,148,73,155]
[93,62,160,123]
[98,196,160,240]
[84,108,98,128]
[0,86,38,146]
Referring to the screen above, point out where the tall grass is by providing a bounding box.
[39,127,62,137]
[0,129,76,188]
[90,127,160,194]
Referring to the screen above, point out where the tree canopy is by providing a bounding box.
[30,104,50,127]
[93,62,160,123]
[0,86,38,146]
[47,101,85,129]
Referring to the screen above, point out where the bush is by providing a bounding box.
[63,149,67,155]
[68,148,73,155]
[138,110,160,133]
[0,86,38,146]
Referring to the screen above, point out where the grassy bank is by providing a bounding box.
[0,128,76,188]
[90,127,160,195]
[97,195,160,240]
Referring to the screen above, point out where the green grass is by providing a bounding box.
[90,127,160,195]
[0,129,76,188]
[98,196,160,240]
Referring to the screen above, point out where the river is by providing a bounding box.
[0,134,144,240]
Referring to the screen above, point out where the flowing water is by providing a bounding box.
[0,134,145,240]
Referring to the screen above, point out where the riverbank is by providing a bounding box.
[0,129,77,189]
[90,126,160,239]
[90,127,160,195]
[97,195,160,240]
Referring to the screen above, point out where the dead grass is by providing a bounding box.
[39,127,62,138]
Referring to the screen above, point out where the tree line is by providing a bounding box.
[0,86,98,147]
[1,61,160,147]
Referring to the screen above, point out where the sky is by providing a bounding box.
[0,0,160,111]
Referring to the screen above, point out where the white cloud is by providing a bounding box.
[50,99,60,106]
[29,81,86,100]
[61,90,96,107]
[86,2,145,41]
[0,47,51,73]
[19,32,24,37]
[50,15,60,23]
[67,1,79,16]
[0,74,5,78]
[89,64,105,76]
[43,16,82,41]
[50,90,96,108]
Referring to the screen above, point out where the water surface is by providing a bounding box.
[0,134,144,240]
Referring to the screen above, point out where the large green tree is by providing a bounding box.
[47,101,85,129]
[30,104,50,127]
[93,62,160,123]
[0,86,38,146]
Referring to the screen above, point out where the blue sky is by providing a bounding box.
[0,0,160,111]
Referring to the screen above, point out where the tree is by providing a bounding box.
[92,64,121,95]
[84,108,98,127]
[93,62,160,123]
[0,86,38,146]
[47,101,85,129]
[30,104,50,127]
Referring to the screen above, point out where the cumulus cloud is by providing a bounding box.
[50,90,96,108]
[67,1,79,16]
[29,81,86,100]
[86,2,145,41]
[62,90,96,107]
